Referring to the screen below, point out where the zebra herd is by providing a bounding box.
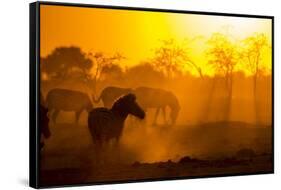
[40,86,180,163]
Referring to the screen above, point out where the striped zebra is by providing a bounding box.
[88,93,145,164]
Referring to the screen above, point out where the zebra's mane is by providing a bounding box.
[111,93,136,113]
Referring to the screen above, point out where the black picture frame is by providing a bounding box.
[30,1,274,188]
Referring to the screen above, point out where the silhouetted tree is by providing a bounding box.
[41,46,92,83]
[240,33,269,123]
[206,33,239,120]
[88,52,124,93]
[100,63,124,81]
[241,33,269,93]
[152,39,203,78]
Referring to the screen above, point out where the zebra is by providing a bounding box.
[46,88,93,124]
[134,86,180,125]
[93,86,132,108]
[40,104,51,149]
[88,93,145,164]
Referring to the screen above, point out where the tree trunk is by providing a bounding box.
[223,70,233,123]
[253,73,259,124]
[254,53,260,125]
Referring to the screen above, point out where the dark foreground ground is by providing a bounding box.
[39,120,273,187]
[40,153,272,187]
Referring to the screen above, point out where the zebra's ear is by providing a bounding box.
[127,93,136,101]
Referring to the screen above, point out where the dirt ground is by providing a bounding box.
[39,115,273,187]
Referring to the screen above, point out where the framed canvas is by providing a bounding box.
[30,1,274,188]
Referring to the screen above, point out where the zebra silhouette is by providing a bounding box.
[40,104,50,150]
[88,93,145,164]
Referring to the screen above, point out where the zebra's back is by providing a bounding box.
[88,108,121,143]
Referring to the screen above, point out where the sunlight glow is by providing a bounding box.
[40,5,272,77]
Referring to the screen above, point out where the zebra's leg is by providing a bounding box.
[75,109,83,124]
[105,139,117,163]
[153,107,160,126]
[113,137,121,163]
[141,108,148,127]
[161,107,167,125]
[101,140,109,165]
[93,139,103,166]
[52,109,60,124]
[95,135,107,165]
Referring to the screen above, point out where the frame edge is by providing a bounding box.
[29,1,40,189]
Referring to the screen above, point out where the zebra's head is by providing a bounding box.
[170,107,180,125]
[112,93,145,119]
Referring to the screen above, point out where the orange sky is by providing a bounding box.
[40,4,272,76]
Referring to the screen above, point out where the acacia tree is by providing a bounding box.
[41,46,93,83]
[241,33,269,96]
[240,33,269,123]
[88,52,124,93]
[152,39,203,78]
[206,33,239,120]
